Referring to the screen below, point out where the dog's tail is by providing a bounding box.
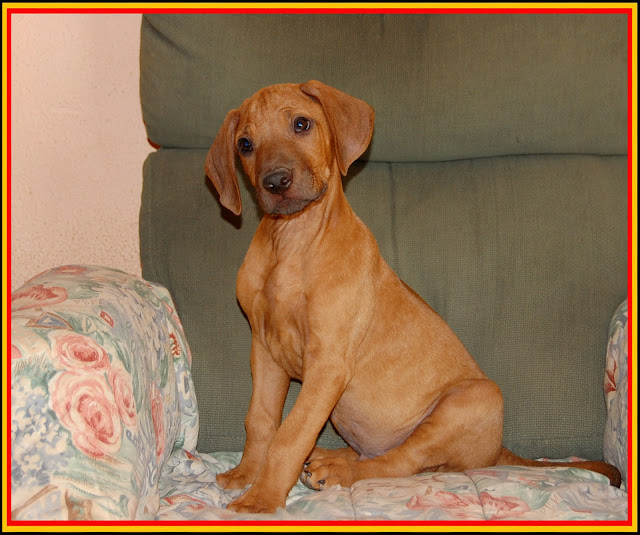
[495,447,622,488]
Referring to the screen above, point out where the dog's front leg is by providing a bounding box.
[217,338,290,490]
[226,358,349,514]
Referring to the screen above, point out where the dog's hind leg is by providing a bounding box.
[301,378,504,489]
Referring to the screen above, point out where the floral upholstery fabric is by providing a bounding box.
[155,450,628,521]
[11,266,198,520]
[10,266,628,522]
[604,299,629,490]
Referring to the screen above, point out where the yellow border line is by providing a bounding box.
[2,3,9,535]
[630,2,639,534]
[0,2,637,10]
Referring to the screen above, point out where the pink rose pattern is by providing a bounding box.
[48,334,138,459]
[49,371,123,458]
[407,490,483,520]
[11,284,68,311]
[405,477,520,517]
[53,265,89,275]
[51,333,111,371]
[12,266,198,520]
[604,357,617,395]
[151,383,166,462]
[109,362,138,429]
[478,490,531,519]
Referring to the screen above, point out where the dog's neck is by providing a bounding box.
[262,172,355,257]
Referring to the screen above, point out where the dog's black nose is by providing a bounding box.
[262,170,292,195]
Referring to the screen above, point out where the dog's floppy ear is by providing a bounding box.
[205,109,242,216]
[301,80,375,176]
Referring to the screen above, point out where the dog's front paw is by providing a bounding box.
[226,485,284,514]
[217,464,258,490]
[300,456,356,490]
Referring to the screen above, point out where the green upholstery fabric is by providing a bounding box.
[140,13,627,160]
[139,13,628,459]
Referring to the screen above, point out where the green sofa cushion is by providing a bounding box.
[140,13,627,161]
[140,149,627,458]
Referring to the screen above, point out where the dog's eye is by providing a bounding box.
[238,137,253,154]
[293,117,311,133]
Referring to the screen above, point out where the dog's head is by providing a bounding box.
[205,80,375,216]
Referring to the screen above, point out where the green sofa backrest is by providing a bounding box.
[139,13,628,459]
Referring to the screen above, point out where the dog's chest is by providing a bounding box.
[238,256,308,379]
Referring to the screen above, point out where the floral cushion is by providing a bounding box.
[604,299,629,489]
[11,265,198,520]
[156,451,628,521]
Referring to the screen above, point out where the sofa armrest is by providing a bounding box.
[10,265,198,520]
[603,299,628,490]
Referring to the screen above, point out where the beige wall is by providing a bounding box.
[10,13,150,291]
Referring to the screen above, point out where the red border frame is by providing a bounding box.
[4,4,636,530]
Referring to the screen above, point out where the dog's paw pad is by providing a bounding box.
[299,457,354,490]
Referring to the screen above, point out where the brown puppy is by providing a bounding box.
[205,80,621,514]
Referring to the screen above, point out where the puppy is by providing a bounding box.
[205,80,621,513]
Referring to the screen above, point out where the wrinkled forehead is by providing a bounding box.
[237,84,322,129]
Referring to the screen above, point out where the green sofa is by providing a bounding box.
[140,12,627,459]
[137,12,629,520]
[10,12,629,522]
